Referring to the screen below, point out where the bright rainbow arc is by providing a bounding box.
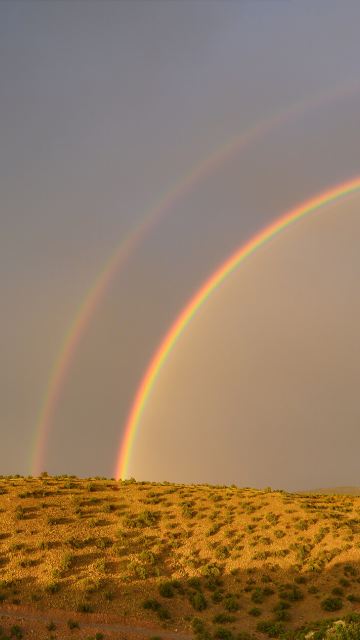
[116,175,360,480]
[31,79,360,476]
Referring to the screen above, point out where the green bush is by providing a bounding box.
[347,595,360,603]
[45,621,55,631]
[321,596,343,611]
[256,621,284,638]
[212,590,224,603]
[205,577,222,591]
[332,587,344,596]
[10,625,22,640]
[331,622,360,640]
[67,620,79,630]
[192,618,205,634]
[158,608,171,620]
[78,602,93,612]
[190,591,207,611]
[274,609,291,621]
[214,628,233,640]
[308,585,319,594]
[248,608,261,617]
[159,581,174,598]
[294,575,307,584]
[251,588,263,604]
[339,578,351,587]
[143,598,161,611]
[45,580,59,594]
[212,613,236,624]
[273,601,291,612]
[202,563,221,578]
[223,595,239,612]
[59,551,73,571]
[188,577,202,590]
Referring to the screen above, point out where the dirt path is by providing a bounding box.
[0,606,194,640]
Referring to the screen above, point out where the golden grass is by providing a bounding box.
[1,475,360,638]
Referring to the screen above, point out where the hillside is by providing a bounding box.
[1,475,360,640]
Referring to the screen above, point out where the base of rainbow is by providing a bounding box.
[116,175,360,480]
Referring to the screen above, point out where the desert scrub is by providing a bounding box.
[59,550,74,570]
[158,581,174,597]
[212,613,236,624]
[256,620,284,638]
[223,594,239,612]
[189,591,207,611]
[321,596,343,611]
[14,505,24,520]
[45,580,59,594]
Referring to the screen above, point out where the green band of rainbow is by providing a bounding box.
[116,175,360,480]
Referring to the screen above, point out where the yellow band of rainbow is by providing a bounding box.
[116,175,360,480]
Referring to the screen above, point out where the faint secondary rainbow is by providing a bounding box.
[31,80,360,476]
[117,175,360,480]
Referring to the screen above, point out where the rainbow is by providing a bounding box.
[31,79,360,476]
[116,175,360,480]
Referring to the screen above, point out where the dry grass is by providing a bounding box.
[1,475,360,639]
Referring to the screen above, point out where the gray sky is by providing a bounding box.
[1,1,360,490]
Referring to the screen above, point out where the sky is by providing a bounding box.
[2,1,360,491]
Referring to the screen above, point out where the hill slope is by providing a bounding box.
[1,475,360,639]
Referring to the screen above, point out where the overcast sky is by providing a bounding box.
[2,1,360,490]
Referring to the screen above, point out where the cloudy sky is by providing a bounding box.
[2,1,360,491]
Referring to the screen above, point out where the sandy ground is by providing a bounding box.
[0,604,194,640]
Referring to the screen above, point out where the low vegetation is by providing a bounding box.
[1,475,360,639]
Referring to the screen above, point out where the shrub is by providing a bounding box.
[67,619,79,630]
[223,595,239,612]
[45,580,59,594]
[159,582,174,598]
[190,591,207,611]
[256,621,284,638]
[95,560,106,574]
[140,550,155,564]
[263,586,275,596]
[15,505,24,520]
[158,608,171,620]
[78,602,93,612]
[274,609,291,621]
[340,578,351,587]
[347,595,360,603]
[308,585,319,594]
[46,621,55,631]
[212,613,236,624]
[212,590,224,603]
[214,628,233,640]
[294,575,307,584]
[10,625,22,639]
[205,577,223,591]
[143,598,161,611]
[273,600,291,612]
[188,577,202,590]
[321,596,343,611]
[60,551,73,571]
[332,587,344,596]
[248,608,261,616]
[251,588,263,604]
[202,562,221,578]
[104,590,113,601]
[193,618,205,634]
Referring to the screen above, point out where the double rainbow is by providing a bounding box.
[116,175,360,480]
[31,79,360,476]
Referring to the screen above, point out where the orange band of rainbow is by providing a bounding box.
[116,175,360,480]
